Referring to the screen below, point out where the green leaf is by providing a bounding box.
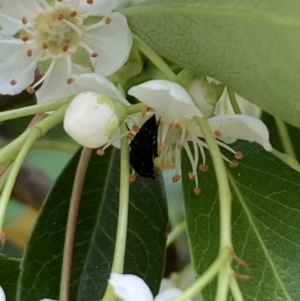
[0,255,20,301]
[182,141,300,300]
[123,0,300,127]
[17,147,168,301]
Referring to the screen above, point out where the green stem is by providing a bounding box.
[274,117,296,159]
[171,250,230,301]
[227,87,242,114]
[0,103,69,164]
[176,69,194,88]
[229,277,245,301]
[101,123,130,301]
[133,36,177,82]
[0,97,69,122]
[60,148,92,301]
[126,102,146,115]
[167,221,186,247]
[215,262,230,301]
[0,128,41,233]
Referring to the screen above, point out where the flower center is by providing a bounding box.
[33,7,82,55]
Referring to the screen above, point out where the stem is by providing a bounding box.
[0,103,69,164]
[227,87,242,114]
[133,36,177,82]
[126,102,146,115]
[101,123,130,301]
[60,148,92,301]
[0,97,69,122]
[167,221,186,247]
[171,250,230,301]
[215,262,230,301]
[176,69,194,88]
[229,277,245,301]
[0,128,40,233]
[274,117,296,159]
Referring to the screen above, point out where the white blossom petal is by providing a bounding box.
[83,12,132,76]
[36,59,88,104]
[73,73,129,105]
[78,0,121,15]
[40,299,59,301]
[208,114,272,151]
[155,288,192,301]
[128,80,203,121]
[0,287,6,301]
[0,44,36,94]
[109,273,154,301]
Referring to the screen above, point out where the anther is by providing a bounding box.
[172,122,180,130]
[199,164,209,172]
[194,187,201,195]
[132,124,140,133]
[129,173,136,182]
[70,11,77,17]
[140,107,148,116]
[97,149,105,156]
[62,44,69,52]
[188,172,195,180]
[214,130,222,137]
[230,250,249,269]
[27,49,33,57]
[10,79,17,86]
[127,132,135,140]
[22,35,30,42]
[26,86,35,94]
[58,14,64,20]
[90,52,98,58]
[105,17,112,25]
[177,143,183,149]
[158,142,165,151]
[229,160,238,168]
[67,78,74,84]
[233,273,253,281]
[22,17,28,25]
[57,0,63,2]
[0,25,2,30]
[172,175,181,182]
[235,151,244,160]
[42,42,48,49]
[87,0,94,4]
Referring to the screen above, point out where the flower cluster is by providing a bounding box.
[0,0,132,103]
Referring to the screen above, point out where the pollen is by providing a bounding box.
[214,130,222,137]
[199,164,209,172]
[70,11,77,18]
[10,79,17,85]
[91,52,98,58]
[22,35,30,42]
[229,160,238,168]
[22,17,28,24]
[27,49,33,57]
[172,174,181,182]
[42,42,48,49]
[97,149,105,156]
[67,78,74,84]
[87,0,94,4]
[62,44,69,52]
[105,17,112,25]
[194,187,201,195]
[235,151,244,160]
[26,86,35,94]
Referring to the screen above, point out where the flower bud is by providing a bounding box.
[187,76,225,117]
[64,91,127,148]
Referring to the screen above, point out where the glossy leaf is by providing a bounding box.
[0,255,20,301]
[17,147,168,301]
[123,0,300,126]
[182,141,300,300]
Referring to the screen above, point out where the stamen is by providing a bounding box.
[58,14,64,20]
[172,122,180,130]
[172,175,181,182]
[102,132,129,150]
[22,17,28,25]
[140,107,148,116]
[10,79,17,85]
[32,59,57,89]
[235,151,244,160]
[97,149,105,156]
[90,52,98,58]
[216,140,236,155]
[199,164,209,172]
[42,42,48,49]
[87,0,94,4]
[229,160,238,168]
[188,172,195,180]
[26,86,35,94]
[214,130,222,137]
[105,17,112,25]
[62,44,69,52]
[70,11,77,18]
[129,173,136,182]
[160,122,171,145]
[67,78,74,84]
[63,19,83,38]
[21,35,30,42]
[174,143,181,175]
[0,25,2,30]
[158,142,165,151]
[127,132,135,140]
[233,273,252,280]
[195,138,206,165]
[179,125,187,145]
[132,124,140,133]
[194,187,201,195]
[155,168,162,176]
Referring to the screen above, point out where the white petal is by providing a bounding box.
[73,73,129,105]
[208,114,272,151]
[0,44,36,94]
[78,0,121,15]
[128,80,203,121]
[40,299,59,301]
[155,288,192,301]
[0,287,6,301]
[159,279,176,293]
[83,12,132,76]
[109,273,154,301]
[36,59,87,104]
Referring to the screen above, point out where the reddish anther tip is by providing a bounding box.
[96,149,105,156]
[199,164,209,172]
[214,130,222,137]
[172,175,181,183]
[10,79,17,85]
[194,187,201,195]
[26,86,35,94]
[105,17,112,25]
[229,160,238,168]
[235,151,244,160]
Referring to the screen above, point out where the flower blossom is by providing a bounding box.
[128,80,272,195]
[0,0,132,103]
[109,273,192,301]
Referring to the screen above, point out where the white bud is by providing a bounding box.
[64,91,127,148]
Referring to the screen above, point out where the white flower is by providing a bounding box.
[0,0,132,103]
[64,73,129,148]
[109,273,192,301]
[128,80,272,194]
[0,286,5,301]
